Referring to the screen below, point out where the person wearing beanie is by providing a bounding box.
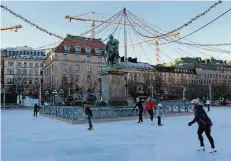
[188,99,216,153]
[84,103,94,131]
[156,103,163,126]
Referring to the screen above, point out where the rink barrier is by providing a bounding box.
[39,102,194,124]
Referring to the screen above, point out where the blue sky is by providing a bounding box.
[1,1,231,64]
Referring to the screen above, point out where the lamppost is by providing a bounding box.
[59,89,64,104]
[45,91,49,104]
[150,86,154,98]
[3,86,6,110]
[52,89,57,106]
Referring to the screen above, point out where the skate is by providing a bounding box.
[150,121,154,125]
[158,124,163,126]
[88,127,94,131]
[197,146,205,151]
[209,148,217,153]
[137,121,142,123]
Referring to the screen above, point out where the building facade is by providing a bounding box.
[2,46,46,94]
[43,35,106,96]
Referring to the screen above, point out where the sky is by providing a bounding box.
[1,1,231,65]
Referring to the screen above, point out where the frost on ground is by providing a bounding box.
[1,107,231,161]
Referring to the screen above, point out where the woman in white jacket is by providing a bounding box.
[206,98,211,112]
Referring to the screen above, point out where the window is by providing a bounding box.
[29,69,33,75]
[76,75,80,82]
[63,64,67,70]
[24,62,27,67]
[35,63,39,67]
[7,78,14,83]
[17,69,22,74]
[29,79,33,84]
[8,61,14,66]
[74,65,80,71]
[29,62,33,68]
[23,69,27,74]
[75,46,81,53]
[35,69,39,75]
[34,78,38,84]
[64,45,71,52]
[95,48,101,55]
[40,63,43,67]
[87,65,91,71]
[76,56,80,61]
[85,47,91,54]
[7,69,14,74]
[87,75,91,80]
[98,57,102,63]
[63,54,68,60]
[98,66,102,71]
[87,56,91,62]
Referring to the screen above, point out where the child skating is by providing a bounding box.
[156,103,163,126]
[84,103,94,131]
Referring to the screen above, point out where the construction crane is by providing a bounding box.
[1,25,22,32]
[65,12,148,39]
[120,31,180,65]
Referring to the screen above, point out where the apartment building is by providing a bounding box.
[2,46,45,93]
[43,35,106,94]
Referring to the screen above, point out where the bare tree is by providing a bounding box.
[127,72,139,99]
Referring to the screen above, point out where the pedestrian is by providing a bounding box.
[33,103,39,117]
[188,99,216,153]
[136,98,143,123]
[84,103,94,131]
[206,98,211,112]
[156,103,163,126]
[144,98,156,124]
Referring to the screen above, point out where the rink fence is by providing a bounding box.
[39,102,194,123]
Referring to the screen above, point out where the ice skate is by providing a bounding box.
[158,124,163,126]
[209,148,217,153]
[150,121,154,125]
[197,146,205,151]
[137,121,142,123]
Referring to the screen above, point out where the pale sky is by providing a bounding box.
[1,1,231,65]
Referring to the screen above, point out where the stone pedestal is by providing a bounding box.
[101,68,126,101]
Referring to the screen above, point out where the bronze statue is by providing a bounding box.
[102,35,119,67]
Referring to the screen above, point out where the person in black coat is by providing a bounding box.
[33,103,39,117]
[84,103,94,130]
[188,99,216,153]
[136,98,144,123]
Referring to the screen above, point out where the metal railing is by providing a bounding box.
[40,102,193,123]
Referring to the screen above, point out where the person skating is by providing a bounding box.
[33,103,39,117]
[206,98,211,112]
[156,103,163,126]
[136,98,144,123]
[188,99,216,153]
[144,98,156,124]
[84,103,94,130]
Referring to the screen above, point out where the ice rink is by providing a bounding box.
[1,107,231,161]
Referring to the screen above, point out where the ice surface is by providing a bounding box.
[1,107,231,161]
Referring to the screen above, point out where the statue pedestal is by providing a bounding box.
[101,68,126,101]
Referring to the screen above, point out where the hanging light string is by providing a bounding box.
[126,0,222,39]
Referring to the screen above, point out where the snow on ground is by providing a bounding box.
[1,107,231,161]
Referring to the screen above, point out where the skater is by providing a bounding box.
[206,98,211,112]
[156,103,163,126]
[136,98,143,123]
[188,99,216,153]
[144,98,156,124]
[84,103,94,130]
[33,103,39,117]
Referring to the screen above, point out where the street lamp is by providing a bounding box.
[52,89,57,106]
[59,89,64,104]
[45,91,49,104]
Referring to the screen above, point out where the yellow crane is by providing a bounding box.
[120,31,180,65]
[1,25,22,32]
[65,12,148,39]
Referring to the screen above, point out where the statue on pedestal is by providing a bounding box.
[101,35,119,67]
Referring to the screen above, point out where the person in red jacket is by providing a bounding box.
[144,98,156,124]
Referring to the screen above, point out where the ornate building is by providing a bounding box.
[43,35,106,98]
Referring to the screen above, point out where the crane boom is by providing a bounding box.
[65,15,148,27]
[120,32,180,47]
[1,25,22,32]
